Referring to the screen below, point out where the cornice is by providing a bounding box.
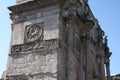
[8,0,58,14]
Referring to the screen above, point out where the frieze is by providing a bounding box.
[11,39,58,54]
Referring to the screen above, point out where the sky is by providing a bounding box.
[0,0,15,77]
[0,0,120,78]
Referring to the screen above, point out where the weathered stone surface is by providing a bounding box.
[11,5,60,45]
[6,1,60,80]
[11,39,58,54]
[16,0,33,4]
[3,0,112,80]
[7,49,58,75]
[24,23,43,43]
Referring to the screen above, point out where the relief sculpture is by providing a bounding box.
[24,24,43,43]
[11,39,58,54]
[11,22,59,54]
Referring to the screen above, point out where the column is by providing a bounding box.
[85,26,92,80]
[105,59,111,80]
[100,54,105,80]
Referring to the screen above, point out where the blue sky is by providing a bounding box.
[89,0,120,75]
[0,0,120,77]
[0,0,15,77]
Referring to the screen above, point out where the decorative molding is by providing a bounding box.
[6,74,27,80]
[24,23,44,43]
[8,0,58,14]
[11,39,58,54]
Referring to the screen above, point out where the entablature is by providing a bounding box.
[8,0,58,14]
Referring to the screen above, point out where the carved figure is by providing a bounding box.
[24,24,43,43]
[11,39,58,53]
